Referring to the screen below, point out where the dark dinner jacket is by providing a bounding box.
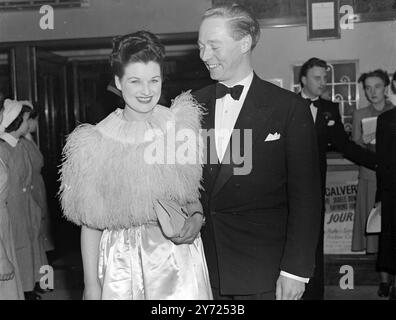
[193,74,322,294]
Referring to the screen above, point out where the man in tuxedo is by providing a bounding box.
[193,4,322,300]
[299,57,377,299]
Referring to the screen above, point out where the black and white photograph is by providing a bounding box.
[0,0,396,304]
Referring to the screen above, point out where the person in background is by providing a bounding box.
[376,105,396,300]
[0,99,37,299]
[388,71,396,106]
[299,57,377,299]
[0,102,24,300]
[352,69,394,297]
[21,106,54,294]
[0,99,41,300]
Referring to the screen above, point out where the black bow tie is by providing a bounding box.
[215,83,244,100]
[305,98,320,108]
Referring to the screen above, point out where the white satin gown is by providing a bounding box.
[98,224,213,300]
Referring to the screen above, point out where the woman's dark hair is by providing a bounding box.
[299,57,329,87]
[391,71,396,94]
[358,69,390,88]
[5,105,32,133]
[110,31,165,78]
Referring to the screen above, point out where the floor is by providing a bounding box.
[37,251,388,300]
[324,286,383,300]
[40,284,385,300]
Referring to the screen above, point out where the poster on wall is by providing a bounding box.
[324,179,360,254]
[307,0,341,40]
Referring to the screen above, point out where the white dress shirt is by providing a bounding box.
[215,72,254,162]
[301,90,319,123]
[215,73,309,284]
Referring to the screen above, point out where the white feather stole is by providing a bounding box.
[59,91,204,230]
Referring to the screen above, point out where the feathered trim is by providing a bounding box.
[59,91,204,230]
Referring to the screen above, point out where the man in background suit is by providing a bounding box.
[299,57,377,299]
[376,107,396,300]
[194,4,322,300]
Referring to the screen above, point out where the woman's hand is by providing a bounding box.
[83,282,102,300]
[170,213,204,245]
[81,226,103,300]
[0,256,15,281]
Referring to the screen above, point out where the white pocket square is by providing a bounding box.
[265,132,281,142]
[327,120,335,126]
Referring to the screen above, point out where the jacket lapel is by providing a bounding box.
[211,74,276,199]
[201,87,216,132]
[201,86,221,196]
[314,99,327,133]
[297,91,322,131]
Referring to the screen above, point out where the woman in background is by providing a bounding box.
[0,100,27,300]
[351,70,394,296]
[376,106,396,299]
[0,99,41,300]
[22,107,54,294]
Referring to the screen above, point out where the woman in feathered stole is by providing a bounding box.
[59,31,212,300]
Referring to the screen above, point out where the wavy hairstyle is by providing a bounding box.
[203,4,261,50]
[358,69,390,88]
[110,30,165,78]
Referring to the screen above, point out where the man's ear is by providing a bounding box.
[301,76,307,88]
[115,76,122,91]
[240,35,252,54]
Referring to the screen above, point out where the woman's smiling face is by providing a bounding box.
[115,61,162,120]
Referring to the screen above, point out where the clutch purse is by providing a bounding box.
[154,199,188,238]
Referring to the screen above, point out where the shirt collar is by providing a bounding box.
[0,133,19,147]
[220,71,254,90]
[369,100,395,111]
[301,89,319,101]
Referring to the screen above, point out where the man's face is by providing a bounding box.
[302,66,327,98]
[198,17,246,85]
